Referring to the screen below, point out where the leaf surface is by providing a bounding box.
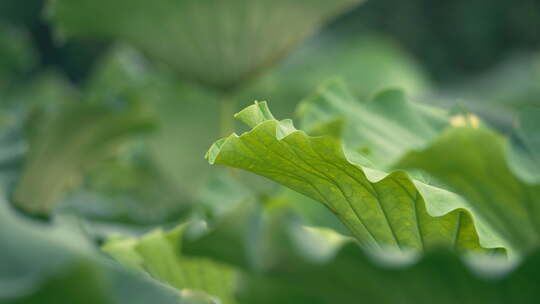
[103,225,237,304]
[398,126,540,253]
[509,106,540,184]
[297,80,448,169]
[207,101,506,253]
[48,0,363,90]
[184,200,537,304]
[13,97,154,215]
[0,196,187,304]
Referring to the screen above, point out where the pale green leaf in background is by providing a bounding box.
[242,34,431,112]
[13,96,154,215]
[509,106,540,184]
[236,240,538,304]
[297,80,448,169]
[0,193,185,304]
[103,225,237,304]
[48,0,364,91]
[431,52,540,130]
[0,25,37,94]
[9,45,182,219]
[183,195,536,304]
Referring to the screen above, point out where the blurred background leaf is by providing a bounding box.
[103,225,237,304]
[0,25,37,94]
[183,196,534,304]
[509,106,540,184]
[0,193,189,304]
[48,0,364,91]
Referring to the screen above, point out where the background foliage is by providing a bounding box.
[1,0,539,303]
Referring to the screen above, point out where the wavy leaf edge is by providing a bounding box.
[206,101,508,255]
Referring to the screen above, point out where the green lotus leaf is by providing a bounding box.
[509,106,540,184]
[184,197,352,272]
[237,242,538,304]
[48,0,364,90]
[183,199,537,304]
[182,196,540,304]
[11,47,159,216]
[102,225,237,304]
[206,101,506,254]
[0,46,174,221]
[0,195,188,304]
[297,80,449,169]
[397,126,540,253]
[431,53,540,129]
[13,98,154,216]
[103,194,350,304]
[238,34,432,119]
[0,25,37,94]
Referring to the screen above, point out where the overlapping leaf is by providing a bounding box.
[185,201,308,272]
[237,237,538,304]
[0,25,37,94]
[206,101,506,254]
[398,126,540,253]
[13,94,154,216]
[11,46,175,218]
[297,80,449,169]
[432,53,540,129]
[100,187,351,304]
[0,195,187,304]
[183,196,536,304]
[48,0,364,90]
[239,34,431,115]
[102,225,237,304]
[291,79,540,255]
[509,107,540,184]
